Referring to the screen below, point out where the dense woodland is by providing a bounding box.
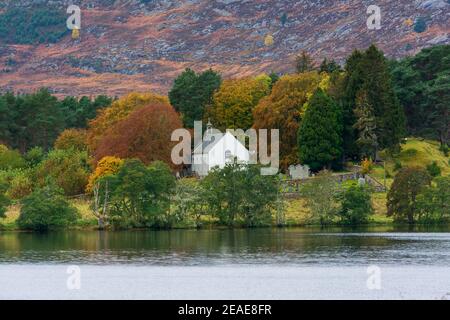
[0,44,449,231]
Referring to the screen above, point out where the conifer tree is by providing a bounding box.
[298,89,343,171]
[354,90,378,159]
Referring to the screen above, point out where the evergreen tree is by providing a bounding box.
[298,89,343,171]
[341,50,365,159]
[295,51,315,73]
[354,90,378,159]
[341,45,406,158]
[427,73,450,147]
[169,68,221,128]
[391,45,449,142]
[319,58,342,74]
[361,45,406,153]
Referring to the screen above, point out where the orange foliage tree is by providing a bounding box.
[253,72,328,169]
[86,156,124,193]
[93,103,182,170]
[87,92,169,153]
[205,76,271,130]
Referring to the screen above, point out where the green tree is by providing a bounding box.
[387,167,431,224]
[169,68,222,128]
[342,45,406,158]
[354,90,378,159]
[319,58,342,74]
[298,89,343,171]
[391,45,449,142]
[0,181,10,219]
[107,160,176,228]
[417,176,450,223]
[201,163,280,227]
[337,183,373,225]
[300,171,339,225]
[427,73,450,147]
[17,184,79,231]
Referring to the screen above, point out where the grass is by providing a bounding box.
[370,138,449,188]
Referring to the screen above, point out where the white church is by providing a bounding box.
[191,123,250,177]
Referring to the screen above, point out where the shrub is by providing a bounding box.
[337,183,373,225]
[361,158,373,174]
[393,160,403,172]
[0,181,10,219]
[17,185,79,231]
[6,169,34,199]
[24,147,45,168]
[426,161,441,177]
[0,145,26,170]
[439,144,449,157]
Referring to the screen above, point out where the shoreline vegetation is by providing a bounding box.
[0,44,449,233]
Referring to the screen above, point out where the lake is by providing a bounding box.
[1,227,450,299]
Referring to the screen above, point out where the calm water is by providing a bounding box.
[1,227,450,299]
[2,227,450,266]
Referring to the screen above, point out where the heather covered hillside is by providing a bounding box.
[0,0,449,96]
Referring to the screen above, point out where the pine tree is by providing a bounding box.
[362,45,406,153]
[354,90,378,159]
[298,89,343,171]
[341,45,406,158]
[295,51,315,73]
[340,50,365,159]
[169,68,221,128]
[319,58,342,74]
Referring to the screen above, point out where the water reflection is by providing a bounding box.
[1,227,450,266]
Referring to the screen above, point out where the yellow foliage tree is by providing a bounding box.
[87,92,169,153]
[253,71,328,169]
[54,128,87,151]
[205,76,271,130]
[86,156,124,193]
[361,158,373,174]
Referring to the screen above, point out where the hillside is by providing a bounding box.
[371,138,450,187]
[0,0,449,97]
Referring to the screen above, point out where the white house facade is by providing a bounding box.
[192,127,250,177]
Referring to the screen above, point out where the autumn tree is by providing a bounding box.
[169,68,221,128]
[54,128,87,151]
[206,76,271,131]
[253,72,328,168]
[87,92,168,153]
[297,89,343,171]
[93,103,182,169]
[35,149,91,196]
[86,156,124,229]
